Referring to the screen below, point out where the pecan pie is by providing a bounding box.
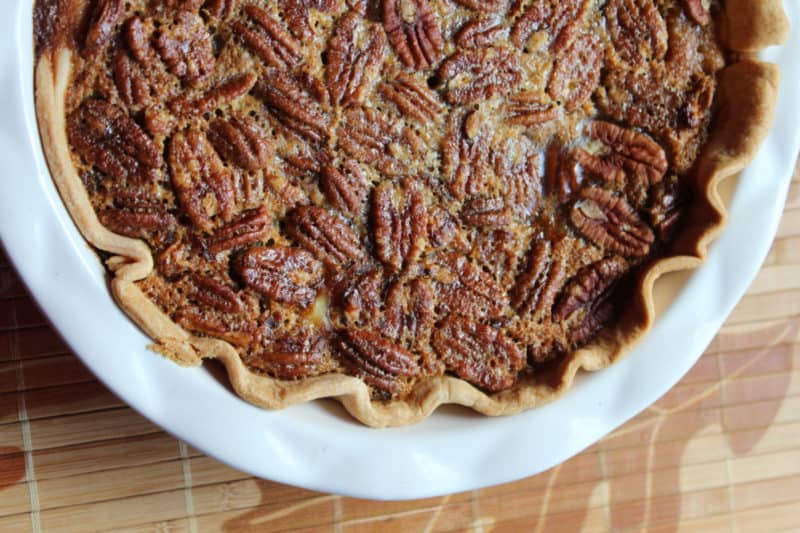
[34,0,788,426]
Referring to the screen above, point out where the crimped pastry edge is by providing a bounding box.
[34,1,787,427]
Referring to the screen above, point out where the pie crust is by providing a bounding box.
[34,0,788,426]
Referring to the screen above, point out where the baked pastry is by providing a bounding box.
[34,0,788,426]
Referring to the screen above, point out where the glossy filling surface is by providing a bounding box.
[55,0,723,399]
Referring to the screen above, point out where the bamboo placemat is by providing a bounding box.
[1,162,798,532]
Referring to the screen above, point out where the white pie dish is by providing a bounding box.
[1,1,798,500]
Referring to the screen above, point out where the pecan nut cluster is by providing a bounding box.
[68,0,724,398]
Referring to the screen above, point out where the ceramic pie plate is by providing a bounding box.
[2,1,799,500]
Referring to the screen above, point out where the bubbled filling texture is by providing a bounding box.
[63,0,724,399]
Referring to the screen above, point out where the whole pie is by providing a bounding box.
[34,0,788,426]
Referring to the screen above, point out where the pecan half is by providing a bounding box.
[371,180,427,272]
[454,0,508,13]
[68,100,162,186]
[510,239,567,319]
[256,71,331,145]
[236,246,324,309]
[682,0,711,26]
[504,92,560,126]
[455,16,509,48]
[461,196,511,228]
[605,0,668,65]
[232,4,303,69]
[573,145,625,194]
[545,141,581,203]
[338,106,425,177]
[547,34,602,111]
[436,254,511,320]
[286,206,366,271]
[168,73,257,117]
[114,51,156,109]
[326,12,386,107]
[442,110,491,200]
[208,115,273,172]
[379,72,443,123]
[98,206,176,242]
[250,331,328,378]
[432,316,524,393]
[172,272,252,345]
[123,17,179,105]
[205,206,271,254]
[126,16,160,69]
[510,0,590,54]
[336,329,420,396]
[553,256,627,344]
[175,306,252,347]
[203,0,238,20]
[337,267,385,326]
[438,48,521,105]
[187,273,244,313]
[155,12,215,88]
[83,0,123,57]
[284,0,341,41]
[168,130,236,233]
[574,121,668,189]
[382,277,434,351]
[494,144,541,219]
[381,0,443,70]
[233,171,271,211]
[568,296,615,347]
[281,150,326,179]
[320,160,370,217]
[571,187,655,257]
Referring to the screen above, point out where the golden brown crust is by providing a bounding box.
[35,0,786,426]
[721,0,790,52]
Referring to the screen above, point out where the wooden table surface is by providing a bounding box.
[1,162,798,532]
